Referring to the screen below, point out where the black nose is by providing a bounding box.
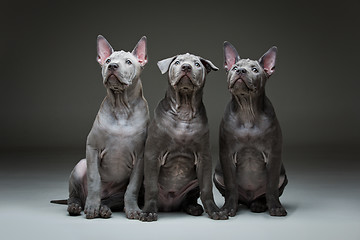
[181,64,192,72]
[236,68,247,74]
[108,63,119,70]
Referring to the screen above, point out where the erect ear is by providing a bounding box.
[259,46,277,76]
[157,56,178,74]
[223,41,240,72]
[97,35,114,66]
[200,58,219,74]
[132,36,148,67]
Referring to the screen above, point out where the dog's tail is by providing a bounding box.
[50,199,68,205]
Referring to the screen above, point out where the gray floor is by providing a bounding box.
[1,146,359,240]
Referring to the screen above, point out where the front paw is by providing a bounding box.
[139,212,158,222]
[84,203,100,219]
[221,202,238,217]
[205,202,228,220]
[125,207,141,220]
[207,210,229,220]
[99,205,112,218]
[269,206,287,216]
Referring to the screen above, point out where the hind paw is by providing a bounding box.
[250,199,268,213]
[184,204,204,216]
[67,202,82,216]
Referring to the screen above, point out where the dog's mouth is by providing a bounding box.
[176,75,195,93]
[230,76,256,94]
[106,74,128,92]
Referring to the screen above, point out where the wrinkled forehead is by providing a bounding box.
[175,53,200,63]
[236,58,260,68]
[110,50,136,60]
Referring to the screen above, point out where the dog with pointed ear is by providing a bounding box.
[213,42,288,217]
[96,35,148,92]
[51,35,150,220]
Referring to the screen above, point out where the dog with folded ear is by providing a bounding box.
[139,53,228,221]
[213,42,288,217]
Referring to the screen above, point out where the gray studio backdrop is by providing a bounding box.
[1,1,359,152]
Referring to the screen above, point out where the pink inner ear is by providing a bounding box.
[262,52,276,75]
[133,39,147,66]
[224,46,238,71]
[225,56,236,71]
[97,38,113,65]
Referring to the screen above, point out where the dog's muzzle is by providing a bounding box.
[106,74,127,91]
[177,75,194,93]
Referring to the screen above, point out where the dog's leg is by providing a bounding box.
[140,146,161,222]
[219,135,239,217]
[197,150,228,220]
[84,146,103,219]
[67,159,87,216]
[140,143,161,222]
[124,153,144,220]
[181,186,204,216]
[265,147,287,216]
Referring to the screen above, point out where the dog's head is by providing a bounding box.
[157,53,218,93]
[223,42,277,96]
[97,35,147,93]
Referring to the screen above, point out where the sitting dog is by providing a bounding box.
[139,53,228,221]
[213,42,288,217]
[52,35,149,219]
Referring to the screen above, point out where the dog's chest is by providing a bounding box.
[168,120,204,146]
[231,115,272,143]
[97,109,147,137]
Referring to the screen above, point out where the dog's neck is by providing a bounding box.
[103,79,143,119]
[231,91,265,126]
[166,86,203,121]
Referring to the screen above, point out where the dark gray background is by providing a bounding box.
[1,0,359,151]
[1,1,360,239]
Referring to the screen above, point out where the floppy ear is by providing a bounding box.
[223,41,240,72]
[157,56,177,74]
[97,35,114,66]
[200,58,219,74]
[132,36,148,67]
[259,46,277,76]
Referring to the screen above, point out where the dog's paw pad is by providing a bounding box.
[184,204,204,216]
[139,212,158,222]
[67,202,82,216]
[269,207,287,216]
[99,205,112,218]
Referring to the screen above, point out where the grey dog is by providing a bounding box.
[139,53,228,221]
[52,36,149,219]
[213,42,288,217]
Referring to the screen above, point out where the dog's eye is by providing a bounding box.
[233,66,238,71]
[195,62,200,67]
[105,59,111,64]
[252,67,258,73]
[126,59,132,65]
[174,61,180,65]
